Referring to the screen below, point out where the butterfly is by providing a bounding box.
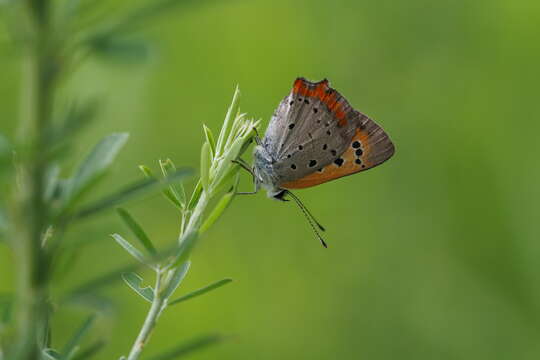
[236,77,395,246]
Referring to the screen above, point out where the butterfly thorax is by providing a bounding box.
[252,144,283,198]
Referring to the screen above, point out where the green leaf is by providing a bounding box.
[69,168,192,220]
[0,207,7,235]
[211,140,244,194]
[111,234,152,268]
[0,293,12,324]
[186,180,203,211]
[169,278,232,306]
[0,132,10,156]
[116,208,156,255]
[92,0,202,36]
[63,246,178,300]
[159,159,186,208]
[44,164,61,202]
[172,231,198,267]
[72,340,106,360]
[199,191,235,234]
[147,334,223,360]
[89,36,152,65]
[161,261,190,300]
[216,86,240,157]
[200,142,212,192]
[61,315,96,360]
[139,165,154,178]
[202,125,216,157]
[209,164,240,198]
[62,133,129,210]
[64,294,114,315]
[52,100,99,144]
[122,272,154,303]
[43,348,62,360]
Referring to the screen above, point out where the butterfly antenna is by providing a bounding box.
[285,191,326,231]
[285,191,328,248]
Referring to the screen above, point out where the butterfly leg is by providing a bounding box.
[253,127,262,145]
[232,158,258,195]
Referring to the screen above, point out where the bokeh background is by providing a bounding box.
[2,0,540,359]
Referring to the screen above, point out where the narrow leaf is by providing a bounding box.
[69,169,192,220]
[200,142,211,192]
[0,207,7,235]
[63,133,129,209]
[216,86,240,157]
[0,293,12,324]
[0,132,10,156]
[52,100,99,144]
[139,165,154,178]
[64,294,114,315]
[161,261,190,300]
[63,246,178,299]
[199,192,235,234]
[89,36,152,64]
[202,125,216,157]
[43,348,62,360]
[169,279,232,306]
[148,334,223,360]
[91,0,202,36]
[186,180,202,211]
[111,234,151,268]
[44,164,61,202]
[122,272,154,303]
[62,315,97,359]
[172,231,198,267]
[116,208,156,255]
[73,340,106,360]
[159,159,186,207]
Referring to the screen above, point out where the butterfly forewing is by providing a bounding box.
[263,78,359,184]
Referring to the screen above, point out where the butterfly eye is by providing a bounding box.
[298,145,303,150]
[288,123,295,130]
[355,149,363,156]
[355,159,362,165]
[352,141,361,148]
[291,164,297,170]
[334,158,344,167]
[308,160,317,167]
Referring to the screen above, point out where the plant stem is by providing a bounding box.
[183,191,209,238]
[10,1,56,358]
[126,190,209,360]
[126,272,164,360]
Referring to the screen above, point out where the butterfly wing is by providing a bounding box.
[281,114,395,189]
[263,78,362,184]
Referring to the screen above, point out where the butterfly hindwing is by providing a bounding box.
[278,81,395,189]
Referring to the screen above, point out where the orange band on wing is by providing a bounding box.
[293,78,347,126]
[281,128,373,189]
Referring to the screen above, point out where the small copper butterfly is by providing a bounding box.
[238,77,395,246]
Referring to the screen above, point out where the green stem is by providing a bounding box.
[10,1,56,358]
[125,190,209,360]
[126,271,164,360]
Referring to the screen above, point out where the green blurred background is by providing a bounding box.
[2,0,540,359]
